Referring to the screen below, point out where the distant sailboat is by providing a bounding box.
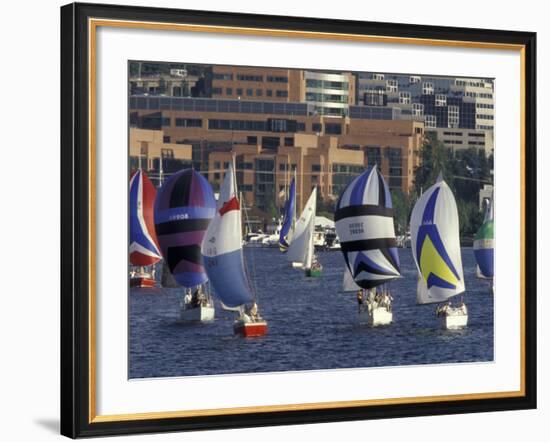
[201,161,268,337]
[279,171,296,252]
[129,169,162,288]
[287,187,322,277]
[154,169,217,321]
[474,197,494,280]
[410,174,467,329]
[335,166,400,326]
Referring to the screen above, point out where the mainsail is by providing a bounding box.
[153,169,216,288]
[201,162,254,308]
[129,169,162,266]
[287,187,317,268]
[410,175,465,304]
[278,174,296,251]
[474,198,494,279]
[334,166,400,289]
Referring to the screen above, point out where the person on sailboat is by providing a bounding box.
[356,289,364,313]
[183,290,192,310]
[248,302,260,322]
[436,301,452,317]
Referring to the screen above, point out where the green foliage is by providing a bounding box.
[413,132,493,237]
[391,189,411,235]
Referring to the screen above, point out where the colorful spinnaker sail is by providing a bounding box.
[201,162,254,308]
[410,175,465,304]
[278,174,296,252]
[287,187,317,269]
[154,169,216,288]
[474,197,494,279]
[129,169,162,266]
[334,166,400,289]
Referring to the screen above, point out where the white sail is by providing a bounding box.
[410,176,465,304]
[201,162,254,308]
[287,187,317,267]
[342,267,361,292]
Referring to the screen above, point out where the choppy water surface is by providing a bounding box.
[129,247,493,378]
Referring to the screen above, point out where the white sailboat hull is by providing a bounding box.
[180,305,215,322]
[359,306,393,326]
[440,312,468,329]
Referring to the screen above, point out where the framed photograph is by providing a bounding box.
[60,2,536,438]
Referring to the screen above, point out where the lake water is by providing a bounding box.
[129,247,494,379]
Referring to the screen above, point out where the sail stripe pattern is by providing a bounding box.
[474,199,494,278]
[410,177,465,304]
[154,169,216,288]
[129,169,162,266]
[201,163,254,308]
[335,166,400,290]
[279,177,296,250]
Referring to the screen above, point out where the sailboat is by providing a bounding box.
[154,169,217,321]
[129,169,162,288]
[201,161,268,337]
[278,171,296,252]
[474,197,494,280]
[334,166,400,326]
[410,174,467,329]
[287,187,322,277]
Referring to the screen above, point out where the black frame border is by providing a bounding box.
[60,2,537,438]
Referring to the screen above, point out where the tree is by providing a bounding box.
[391,189,411,235]
[413,133,494,240]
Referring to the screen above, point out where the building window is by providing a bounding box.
[247,136,257,145]
[161,117,171,127]
[276,90,288,98]
[236,88,243,96]
[140,141,148,156]
[325,123,342,135]
[422,82,434,95]
[448,105,460,128]
[311,164,321,172]
[175,118,202,127]
[412,103,424,116]
[386,79,398,93]
[266,89,273,97]
[163,136,171,143]
[284,137,294,147]
[267,76,288,83]
[435,94,447,106]
[213,73,233,80]
[425,115,437,129]
[214,172,220,180]
[161,148,174,158]
[373,73,385,80]
[399,92,411,104]
[409,75,421,83]
[236,74,263,82]
[312,123,322,133]
[214,161,221,169]
[226,88,233,95]
[212,87,222,95]
[246,89,253,96]
[366,146,381,167]
[256,89,263,96]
